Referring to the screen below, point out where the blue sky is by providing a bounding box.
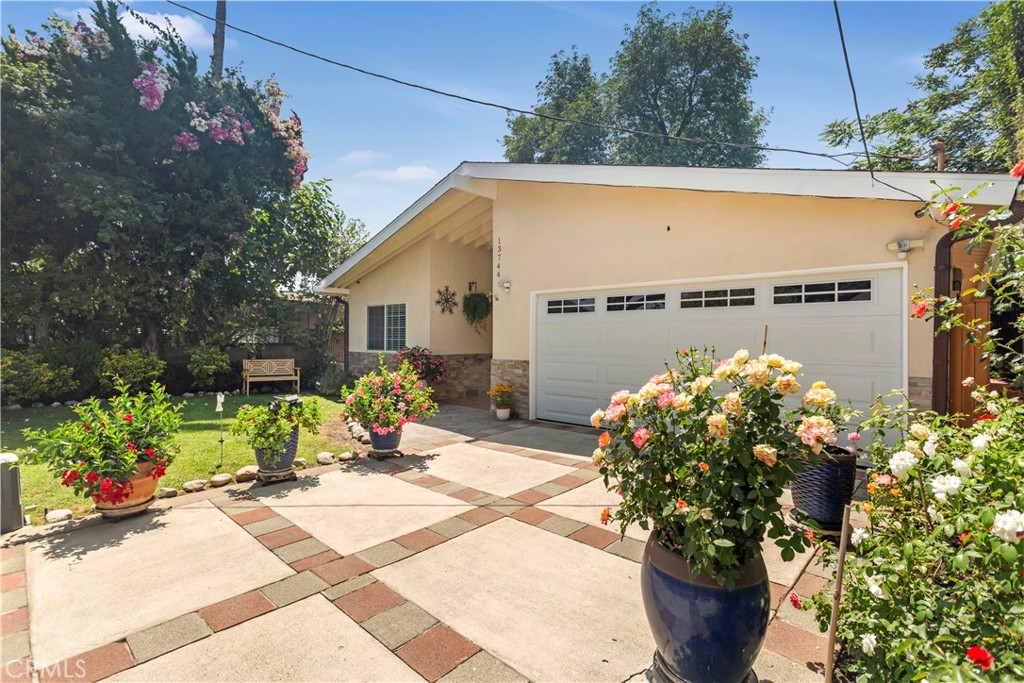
[2,1,985,235]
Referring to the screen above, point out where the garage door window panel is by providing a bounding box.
[548,297,596,314]
[607,293,666,312]
[680,288,756,309]
[773,280,872,305]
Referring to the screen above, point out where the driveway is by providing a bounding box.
[1,406,834,682]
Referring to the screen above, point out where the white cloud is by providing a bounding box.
[337,150,392,166]
[355,165,441,182]
[119,11,216,49]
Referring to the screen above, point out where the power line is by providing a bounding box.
[831,0,927,202]
[163,0,913,168]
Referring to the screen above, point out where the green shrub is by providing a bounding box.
[99,346,166,395]
[315,364,354,397]
[34,339,104,399]
[187,343,232,391]
[0,348,77,405]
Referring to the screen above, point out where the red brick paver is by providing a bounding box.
[457,507,504,527]
[256,525,311,550]
[290,550,343,573]
[568,526,619,550]
[38,641,135,683]
[769,582,789,609]
[1,657,33,682]
[395,624,481,682]
[312,556,375,585]
[549,474,588,489]
[1,572,25,593]
[448,488,488,503]
[509,489,551,505]
[333,582,406,623]
[410,475,448,489]
[793,572,829,598]
[763,618,832,667]
[229,507,278,526]
[529,453,562,463]
[1,607,28,634]
[200,590,276,632]
[510,507,555,526]
[395,529,447,553]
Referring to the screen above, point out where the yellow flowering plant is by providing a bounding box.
[593,347,853,588]
[487,383,514,409]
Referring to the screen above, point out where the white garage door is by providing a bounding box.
[535,268,905,425]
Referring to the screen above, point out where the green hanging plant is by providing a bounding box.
[462,292,492,333]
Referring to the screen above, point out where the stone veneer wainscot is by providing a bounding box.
[490,359,529,419]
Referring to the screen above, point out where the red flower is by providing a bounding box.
[60,469,79,486]
[123,413,133,423]
[598,431,611,448]
[126,443,137,452]
[675,500,688,510]
[151,461,168,479]
[804,529,816,546]
[976,414,996,422]
[85,471,99,485]
[967,645,994,670]
[600,507,611,525]
[950,215,964,229]
[941,202,959,217]
[144,447,156,458]
[912,301,929,318]
[699,462,709,473]
[960,531,972,545]
[1011,160,1024,178]
[789,592,801,610]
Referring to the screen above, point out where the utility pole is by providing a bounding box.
[212,0,226,81]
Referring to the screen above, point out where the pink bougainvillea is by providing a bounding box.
[132,63,171,111]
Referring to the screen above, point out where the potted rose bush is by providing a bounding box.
[341,357,438,454]
[231,396,324,480]
[593,348,849,683]
[23,383,182,519]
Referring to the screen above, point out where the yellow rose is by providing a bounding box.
[671,393,694,412]
[781,360,802,374]
[909,423,930,440]
[707,413,730,440]
[772,374,801,395]
[762,353,785,368]
[691,376,713,395]
[722,391,743,416]
[743,360,771,388]
[592,448,605,465]
[732,349,750,365]
[590,409,605,428]
[753,444,778,466]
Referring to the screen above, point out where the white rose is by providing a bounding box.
[861,633,878,656]
[851,527,870,547]
[923,435,939,458]
[931,474,962,503]
[888,450,919,480]
[992,510,1024,545]
[909,423,930,440]
[986,401,1000,416]
[927,507,944,524]
[865,574,888,599]
[951,458,972,479]
[971,434,993,451]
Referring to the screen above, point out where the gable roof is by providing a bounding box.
[315,162,1019,292]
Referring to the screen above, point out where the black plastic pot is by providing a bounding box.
[791,446,858,532]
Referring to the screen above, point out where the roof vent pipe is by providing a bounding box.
[931,140,946,172]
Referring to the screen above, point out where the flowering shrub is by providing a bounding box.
[593,347,852,588]
[395,346,447,384]
[231,397,324,467]
[340,358,438,435]
[488,383,514,409]
[810,392,1024,679]
[132,63,172,111]
[22,383,182,505]
[260,78,309,189]
[98,346,166,395]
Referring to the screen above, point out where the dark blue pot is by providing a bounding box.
[254,425,299,473]
[791,449,857,531]
[369,428,403,452]
[641,535,769,683]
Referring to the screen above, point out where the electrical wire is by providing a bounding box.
[831,0,928,202]
[162,0,918,168]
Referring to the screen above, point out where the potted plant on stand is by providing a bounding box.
[340,358,438,456]
[488,383,514,420]
[232,396,324,483]
[594,348,838,683]
[23,383,183,519]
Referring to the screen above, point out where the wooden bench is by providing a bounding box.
[243,359,300,396]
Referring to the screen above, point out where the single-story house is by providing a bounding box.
[316,163,1019,425]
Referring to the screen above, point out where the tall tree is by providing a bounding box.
[503,2,768,167]
[821,0,1024,172]
[503,48,609,164]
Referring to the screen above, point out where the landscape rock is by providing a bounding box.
[156,487,178,499]
[235,465,258,482]
[31,402,45,409]
[294,458,307,470]
[209,473,232,487]
[316,452,336,465]
[231,389,241,395]
[64,400,78,407]
[182,479,207,493]
[4,404,21,410]
[24,505,37,512]
[197,391,206,397]
[50,402,62,408]
[359,435,371,445]
[337,451,357,462]
[182,392,195,398]
[45,509,73,523]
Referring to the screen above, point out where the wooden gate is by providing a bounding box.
[948,297,991,416]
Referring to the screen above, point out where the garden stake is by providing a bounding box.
[761,324,769,354]
[825,504,852,683]
[215,392,225,469]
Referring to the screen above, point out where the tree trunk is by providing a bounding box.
[142,321,160,356]
[212,0,226,82]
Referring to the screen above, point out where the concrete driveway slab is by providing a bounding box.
[26,501,292,666]
[485,426,595,458]
[416,442,574,497]
[252,469,472,556]
[374,517,653,683]
[538,478,649,541]
[108,595,423,682]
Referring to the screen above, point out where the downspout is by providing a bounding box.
[343,297,350,372]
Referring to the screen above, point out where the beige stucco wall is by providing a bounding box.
[490,181,946,379]
[348,238,431,354]
[428,239,492,355]
[347,236,492,356]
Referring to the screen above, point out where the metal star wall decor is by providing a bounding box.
[435,285,458,314]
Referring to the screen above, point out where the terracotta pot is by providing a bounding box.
[95,461,159,519]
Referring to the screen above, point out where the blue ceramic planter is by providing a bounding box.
[641,535,769,683]
[369,428,403,453]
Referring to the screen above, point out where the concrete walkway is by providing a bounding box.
[0,406,846,682]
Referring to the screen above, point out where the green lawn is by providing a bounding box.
[0,394,350,525]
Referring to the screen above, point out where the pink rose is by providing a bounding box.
[632,427,651,449]
[605,403,626,423]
